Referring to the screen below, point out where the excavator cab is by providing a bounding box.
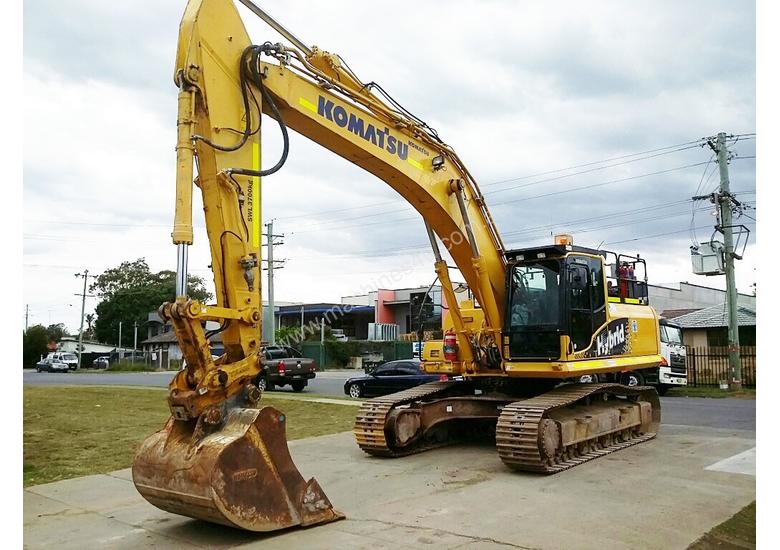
[505,246,613,359]
[502,242,660,376]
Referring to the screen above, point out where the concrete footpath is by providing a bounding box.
[24,424,755,550]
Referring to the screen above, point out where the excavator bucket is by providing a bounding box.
[132,405,344,531]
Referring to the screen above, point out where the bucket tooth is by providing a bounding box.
[132,405,344,532]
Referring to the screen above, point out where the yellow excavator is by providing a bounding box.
[132,0,662,532]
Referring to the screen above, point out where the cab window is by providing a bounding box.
[508,261,561,329]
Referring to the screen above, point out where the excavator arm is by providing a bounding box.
[133,0,509,532]
[167,0,509,412]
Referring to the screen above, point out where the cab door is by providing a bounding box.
[566,256,607,353]
[566,261,593,352]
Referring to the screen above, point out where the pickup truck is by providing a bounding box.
[256,346,316,392]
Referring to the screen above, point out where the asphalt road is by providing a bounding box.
[23,369,756,432]
[22,369,356,398]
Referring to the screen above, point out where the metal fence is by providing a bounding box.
[686,346,756,388]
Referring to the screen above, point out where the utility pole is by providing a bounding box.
[118,321,123,359]
[713,132,742,391]
[25,304,29,332]
[74,270,91,370]
[263,221,285,344]
[267,220,275,344]
[695,133,743,390]
[133,321,138,362]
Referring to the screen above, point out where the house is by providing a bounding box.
[57,336,116,354]
[668,301,756,349]
[649,281,755,314]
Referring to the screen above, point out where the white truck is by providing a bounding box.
[655,319,687,394]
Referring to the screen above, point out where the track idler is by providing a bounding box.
[132,396,344,531]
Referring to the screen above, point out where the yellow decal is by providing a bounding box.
[252,143,260,248]
[407,157,423,170]
[299,97,317,113]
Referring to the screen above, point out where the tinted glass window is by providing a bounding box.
[265,348,288,360]
[588,258,605,311]
[508,261,561,329]
[376,368,399,376]
[588,257,606,328]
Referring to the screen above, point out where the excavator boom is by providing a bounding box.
[132,0,663,533]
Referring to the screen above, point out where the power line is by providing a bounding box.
[483,145,704,196]
[26,139,756,232]
[282,136,755,226]
[500,199,694,238]
[300,206,719,261]
[605,222,755,246]
[485,161,713,208]
[275,139,708,222]
[288,160,715,234]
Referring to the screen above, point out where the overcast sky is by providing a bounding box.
[23,0,756,334]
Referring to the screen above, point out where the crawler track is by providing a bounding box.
[353,381,472,457]
[354,382,661,474]
[495,383,660,473]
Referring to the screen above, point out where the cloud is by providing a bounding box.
[23,0,756,332]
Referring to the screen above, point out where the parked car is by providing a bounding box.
[36,357,70,373]
[45,352,79,371]
[344,359,447,399]
[256,346,316,392]
[331,329,348,342]
[92,356,110,369]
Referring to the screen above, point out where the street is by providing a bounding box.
[23,369,756,432]
[22,368,354,397]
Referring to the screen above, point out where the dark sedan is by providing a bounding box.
[344,359,446,399]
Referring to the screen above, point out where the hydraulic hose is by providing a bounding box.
[194,46,290,178]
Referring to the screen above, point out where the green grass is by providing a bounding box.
[106,360,157,372]
[665,386,756,399]
[688,501,755,549]
[23,386,358,487]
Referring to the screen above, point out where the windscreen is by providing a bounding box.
[508,261,561,329]
[661,325,683,345]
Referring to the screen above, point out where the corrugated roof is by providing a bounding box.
[672,303,756,329]
[277,303,374,315]
[660,308,702,320]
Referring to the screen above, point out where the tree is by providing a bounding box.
[92,258,212,348]
[85,313,96,340]
[46,323,69,344]
[23,325,49,368]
